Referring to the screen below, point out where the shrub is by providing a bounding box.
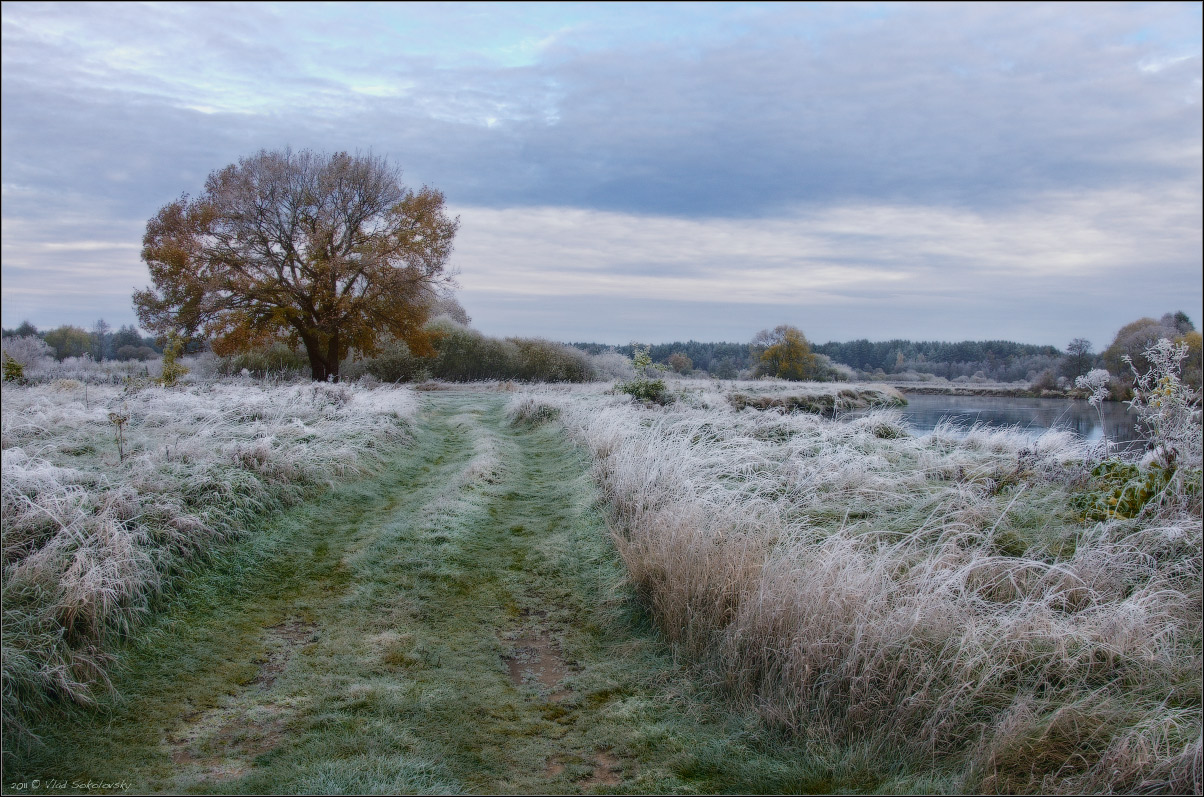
[1031,367,1060,393]
[587,349,636,381]
[1,336,52,371]
[3,354,25,383]
[751,325,818,381]
[667,351,693,374]
[507,396,562,426]
[425,319,593,382]
[617,345,669,404]
[1070,459,1191,520]
[211,342,309,378]
[1126,337,1202,470]
[427,319,520,381]
[156,333,189,387]
[42,326,91,361]
[812,352,853,382]
[343,337,429,383]
[1072,338,1202,528]
[509,338,593,382]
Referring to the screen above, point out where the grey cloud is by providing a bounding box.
[5,2,1199,218]
[2,2,1199,340]
[508,4,1200,216]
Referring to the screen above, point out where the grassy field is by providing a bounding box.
[3,391,890,794]
[2,380,418,743]
[2,376,1200,794]
[516,380,1202,793]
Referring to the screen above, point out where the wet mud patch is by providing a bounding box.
[501,609,577,702]
[584,750,623,787]
[166,702,291,781]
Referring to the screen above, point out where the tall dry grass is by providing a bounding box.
[1,380,417,742]
[512,383,1202,793]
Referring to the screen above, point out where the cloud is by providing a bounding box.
[1,2,1200,342]
[3,2,1199,216]
[451,184,1201,344]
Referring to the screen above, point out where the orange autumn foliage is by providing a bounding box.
[134,149,459,381]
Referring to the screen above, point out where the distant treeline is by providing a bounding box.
[1,320,162,362]
[813,339,1062,381]
[573,341,753,379]
[571,338,1064,382]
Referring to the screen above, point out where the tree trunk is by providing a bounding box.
[307,350,329,382]
[298,330,332,382]
[326,330,341,383]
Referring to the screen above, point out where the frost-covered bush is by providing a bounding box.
[587,349,636,381]
[1,381,418,741]
[342,336,430,383]
[16,354,165,385]
[1127,338,1202,470]
[425,318,593,382]
[0,336,53,371]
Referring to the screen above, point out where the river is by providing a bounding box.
[862,393,1145,447]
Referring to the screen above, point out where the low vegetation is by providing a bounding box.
[5,392,887,794]
[727,385,905,414]
[1,379,418,743]
[515,343,1202,793]
[2,326,1198,793]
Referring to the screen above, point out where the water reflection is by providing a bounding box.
[851,394,1146,447]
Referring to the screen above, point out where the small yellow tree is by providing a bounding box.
[752,325,818,381]
[667,351,693,374]
[156,332,189,387]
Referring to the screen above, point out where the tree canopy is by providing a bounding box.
[1101,313,1194,384]
[1061,337,1094,380]
[134,149,459,381]
[42,325,91,361]
[752,325,818,381]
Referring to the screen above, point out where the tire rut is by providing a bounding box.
[12,390,817,795]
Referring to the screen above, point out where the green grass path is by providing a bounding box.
[7,393,834,795]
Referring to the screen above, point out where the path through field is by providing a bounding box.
[10,393,835,794]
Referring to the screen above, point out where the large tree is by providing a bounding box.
[134,149,459,381]
[751,324,819,381]
[1101,314,1186,383]
[1060,337,1094,380]
[43,325,92,361]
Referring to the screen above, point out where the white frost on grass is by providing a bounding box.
[510,382,1202,794]
[1,380,418,738]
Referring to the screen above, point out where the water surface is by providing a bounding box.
[857,394,1145,447]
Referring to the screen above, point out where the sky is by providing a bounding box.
[2,1,1201,348]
